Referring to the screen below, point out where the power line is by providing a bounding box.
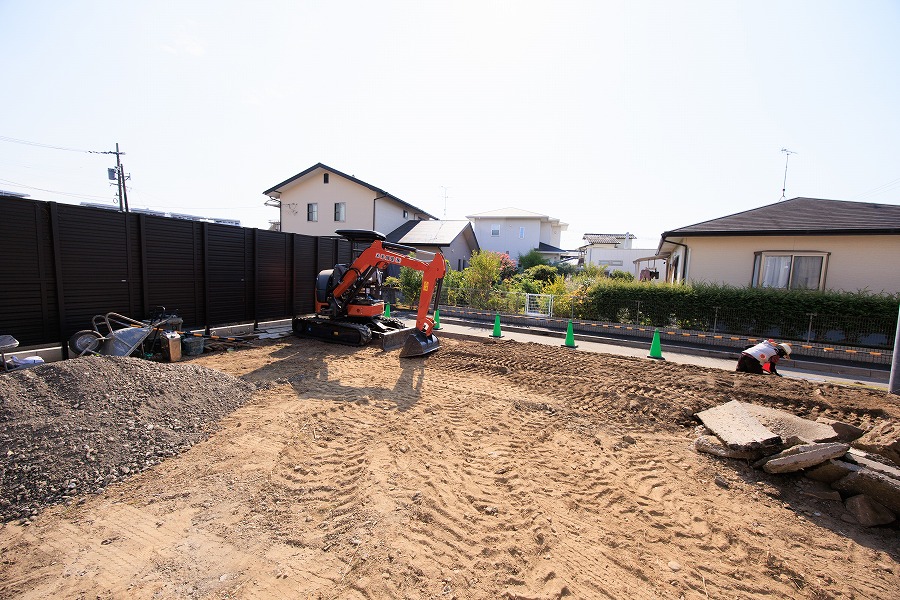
[851,176,900,201]
[0,135,114,155]
[0,178,115,201]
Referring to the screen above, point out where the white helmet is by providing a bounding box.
[778,343,792,357]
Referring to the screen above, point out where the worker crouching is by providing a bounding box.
[736,340,792,376]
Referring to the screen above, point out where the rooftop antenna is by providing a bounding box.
[780,148,796,201]
[440,186,450,218]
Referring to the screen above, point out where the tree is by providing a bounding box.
[464,250,502,290]
[499,253,518,280]
[517,249,548,271]
[398,265,423,306]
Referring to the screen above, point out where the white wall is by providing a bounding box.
[469,217,543,259]
[374,198,419,236]
[585,246,657,276]
[276,168,425,237]
[278,171,376,236]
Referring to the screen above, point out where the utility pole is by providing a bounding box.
[103,143,130,212]
[780,148,796,201]
[440,186,450,218]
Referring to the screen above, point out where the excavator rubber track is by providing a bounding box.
[292,317,373,346]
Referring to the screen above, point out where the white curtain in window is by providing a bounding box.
[761,255,791,288]
[791,256,823,289]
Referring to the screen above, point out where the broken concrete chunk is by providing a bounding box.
[832,467,900,514]
[843,448,900,481]
[762,442,850,474]
[805,459,855,484]
[844,494,896,527]
[851,421,900,467]
[815,417,865,442]
[695,400,781,450]
[694,435,765,460]
[741,403,840,444]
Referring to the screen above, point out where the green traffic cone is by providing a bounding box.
[490,314,503,338]
[648,328,665,360]
[433,309,441,330]
[562,320,577,348]
[385,303,391,318]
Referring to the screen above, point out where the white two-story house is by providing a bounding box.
[263,163,437,237]
[466,208,568,263]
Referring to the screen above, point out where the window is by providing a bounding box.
[752,251,828,290]
[334,202,346,222]
[307,203,318,222]
[403,210,409,219]
[519,226,525,239]
[323,173,329,184]
[491,224,500,237]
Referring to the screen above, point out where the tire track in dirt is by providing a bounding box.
[2,337,898,599]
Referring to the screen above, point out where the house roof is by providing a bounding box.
[537,242,566,253]
[582,233,636,244]
[663,197,900,238]
[386,220,475,247]
[262,162,437,220]
[467,207,548,218]
[466,207,568,229]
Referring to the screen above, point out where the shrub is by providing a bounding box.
[517,249,548,271]
[523,265,559,285]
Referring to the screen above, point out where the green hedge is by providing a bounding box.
[580,281,899,344]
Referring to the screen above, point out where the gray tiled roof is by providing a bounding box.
[583,233,634,244]
[537,242,565,253]
[664,197,900,236]
[386,220,472,246]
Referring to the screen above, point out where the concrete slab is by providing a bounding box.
[805,459,855,484]
[843,448,900,480]
[695,400,781,450]
[761,442,850,474]
[832,466,900,514]
[694,435,766,460]
[815,417,865,442]
[741,403,840,444]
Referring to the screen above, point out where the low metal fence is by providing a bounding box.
[436,287,896,363]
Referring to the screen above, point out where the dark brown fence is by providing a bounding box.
[0,195,349,352]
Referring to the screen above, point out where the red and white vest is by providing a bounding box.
[743,340,778,366]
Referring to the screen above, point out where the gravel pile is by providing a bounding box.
[0,355,255,523]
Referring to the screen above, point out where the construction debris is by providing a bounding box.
[694,400,900,528]
[694,400,781,450]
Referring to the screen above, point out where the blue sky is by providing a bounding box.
[2,1,899,250]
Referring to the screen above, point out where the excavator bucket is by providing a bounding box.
[398,329,440,358]
[380,326,416,352]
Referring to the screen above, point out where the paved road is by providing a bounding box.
[425,316,890,392]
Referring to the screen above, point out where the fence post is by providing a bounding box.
[889,304,900,395]
[712,306,719,334]
[806,313,816,344]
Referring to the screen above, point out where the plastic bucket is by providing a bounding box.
[181,336,205,356]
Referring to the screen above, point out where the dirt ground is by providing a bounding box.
[1,334,898,599]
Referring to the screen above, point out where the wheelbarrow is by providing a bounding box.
[68,309,180,358]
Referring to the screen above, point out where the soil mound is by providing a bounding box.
[0,355,254,522]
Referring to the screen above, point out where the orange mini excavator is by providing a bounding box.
[292,230,446,358]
